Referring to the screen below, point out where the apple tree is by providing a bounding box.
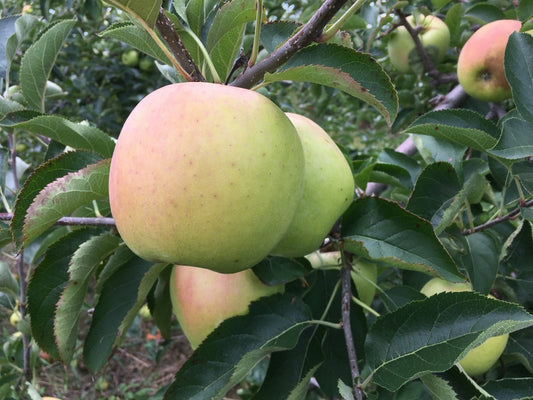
[1,0,533,399]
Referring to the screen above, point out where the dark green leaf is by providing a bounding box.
[11,151,102,249]
[147,264,173,339]
[341,197,462,282]
[0,261,19,298]
[513,160,533,195]
[164,293,313,400]
[20,20,75,112]
[407,109,499,151]
[505,32,533,123]
[27,229,97,359]
[0,16,19,79]
[505,326,533,373]
[483,378,533,400]
[461,232,499,295]
[465,4,505,24]
[377,148,422,187]
[84,249,154,372]
[253,256,312,286]
[260,21,301,53]
[365,292,533,392]
[518,0,533,21]
[489,117,533,160]
[106,0,162,28]
[264,43,398,126]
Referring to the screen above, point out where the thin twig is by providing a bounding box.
[230,0,350,88]
[155,8,205,82]
[0,213,116,227]
[341,251,363,400]
[463,199,533,235]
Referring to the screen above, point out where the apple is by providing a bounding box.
[305,251,377,306]
[270,113,354,257]
[121,49,139,67]
[420,277,509,376]
[387,14,450,73]
[109,82,305,273]
[457,19,523,102]
[170,265,284,349]
[9,310,21,327]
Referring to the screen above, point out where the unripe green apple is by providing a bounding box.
[420,277,509,376]
[121,49,139,67]
[305,251,377,306]
[387,14,450,73]
[109,82,305,273]
[270,113,354,257]
[170,265,284,349]
[457,19,523,102]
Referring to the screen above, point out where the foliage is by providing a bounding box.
[0,0,533,399]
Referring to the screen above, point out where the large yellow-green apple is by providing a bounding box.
[387,14,450,72]
[109,82,305,273]
[170,265,284,349]
[270,113,354,257]
[420,277,509,376]
[457,19,523,102]
[305,251,377,306]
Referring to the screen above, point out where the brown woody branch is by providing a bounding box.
[463,199,533,235]
[230,0,350,89]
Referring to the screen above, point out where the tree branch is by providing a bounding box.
[230,0,350,89]
[0,213,116,227]
[341,251,363,400]
[155,8,205,82]
[463,199,533,235]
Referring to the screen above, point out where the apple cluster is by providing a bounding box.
[109,82,355,348]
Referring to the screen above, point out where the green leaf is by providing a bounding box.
[0,114,115,158]
[407,109,499,151]
[22,159,110,247]
[377,148,422,187]
[518,0,533,22]
[253,256,312,286]
[505,33,533,123]
[147,265,173,339]
[11,151,103,249]
[263,43,398,126]
[341,197,462,282]
[5,14,40,82]
[420,374,460,400]
[489,117,533,160]
[206,0,256,81]
[365,292,533,392]
[483,378,533,400]
[0,261,18,298]
[505,326,533,372]
[0,16,19,79]
[186,0,219,35]
[100,22,171,64]
[445,3,464,46]
[27,229,98,359]
[163,293,313,400]
[55,233,122,362]
[337,379,355,400]
[407,162,460,223]
[513,160,533,195]
[461,232,499,295]
[106,0,162,28]
[20,20,75,112]
[83,249,154,372]
[260,21,301,53]
[464,3,505,24]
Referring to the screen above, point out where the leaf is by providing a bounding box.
[0,261,19,298]
[341,197,462,282]
[11,151,103,249]
[83,249,155,372]
[505,326,533,372]
[253,256,312,286]
[27,229,98,359]
[420,374,460,400]
[377,148,422,187]
[0,114,115,158]
[513,160,533,195]
[406,162,460,223]
[100,22,171,64]
[55,233,122,362]
[163,293,313,400]
[106,0,162,28]
[22,159,110,247]
[147,265,173,339]
[365,292,533,392]
[407,109,499,151]
[185,0,219,35]
[206,0,256,81]
[0,16,19,79]
[505,32,533,123]
[20,20,75,112]
[489,117,533,160]
[5,14,40,81]
[260,21,301,53]
[263,43,398,126]
[483,378,533,400]
[461,232,499,295]
[464,3,505,24]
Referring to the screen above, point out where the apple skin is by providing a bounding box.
[109,82,305,273]
[457,19,522,102]
[270,113,354,257]
[121,49,139,67]
[170,265,284,349]
[305,251,377,306]
[420,277,509,376]
[387,15,450,73]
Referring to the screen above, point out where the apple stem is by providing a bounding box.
[341,251,364,400]
[352,295,381,317]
